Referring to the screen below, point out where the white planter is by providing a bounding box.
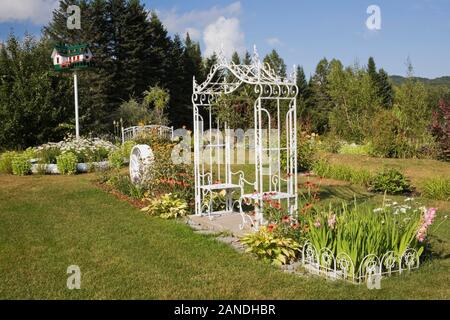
[31,161,110,174]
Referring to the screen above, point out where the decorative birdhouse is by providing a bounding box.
[51,43,95,71]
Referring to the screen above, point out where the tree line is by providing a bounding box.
[0,0,449,159]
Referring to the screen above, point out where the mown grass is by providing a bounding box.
[0,173,449,299]
[324,153,450,190]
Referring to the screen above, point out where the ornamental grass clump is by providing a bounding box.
[421,177,450,201]
[306,198,436,273]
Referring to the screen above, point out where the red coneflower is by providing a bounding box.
[291,223,300,230]
[272,202,282,210]
[267,223,277,232]
[281,215,290,223]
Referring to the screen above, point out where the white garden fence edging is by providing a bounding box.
[300,241,420,284]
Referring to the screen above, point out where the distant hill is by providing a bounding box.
[390,75,450,87]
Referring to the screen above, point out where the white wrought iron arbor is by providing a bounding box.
[192,46,299,229]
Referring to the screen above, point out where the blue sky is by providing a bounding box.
[1,0,449,78]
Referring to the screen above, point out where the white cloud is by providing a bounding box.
[266,37,283,47]
[0,0,58,24]
[203,16,245,59]
[157,1,242,42]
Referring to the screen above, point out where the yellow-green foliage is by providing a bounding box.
[240,227,301,266]
[141,193,189,219]
[56,152,78,175]
[422,178,450,201]
[108,149,124,169]
[121,140,137,158]
[312,159,373,186]
[11,154,31,176]
[0,151,17,174]
[338,142,373,155]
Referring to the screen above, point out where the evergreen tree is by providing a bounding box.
[377,68,394,108]
[296,66,308,99]
[0,34,72,149]
[367,56,378,83]
[166,34,190,127]
[242,51,251,65]
[205,52,218,73]
[296,65,308,118]
[231,51,241,65]
[263,49,286,77]
[184,33,204,83]
[120,0,153,97]
[367,57,393,108]
[306,58,332,133]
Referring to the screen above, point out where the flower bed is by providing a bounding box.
[0,136,118,176]
[36,135,116,164]
[238,180,440,284]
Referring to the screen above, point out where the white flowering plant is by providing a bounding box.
[36,135,117,164]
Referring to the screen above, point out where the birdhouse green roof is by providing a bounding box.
[54,43,91,57]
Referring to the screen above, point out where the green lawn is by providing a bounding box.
[325,153,450,192]
[0,173,449,299]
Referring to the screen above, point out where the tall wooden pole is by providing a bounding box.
[74,71,80,139]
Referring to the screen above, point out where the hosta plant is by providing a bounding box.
[240,226,301,266]
[141,193,189,219]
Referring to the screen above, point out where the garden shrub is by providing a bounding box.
[369,109,438,159]
[108,149,124,169]
[430,99,450,161]
[281,130,319,172]
[121,140,136,158]
[11,154,31,176]
[421,178,450,201]
[0,151,17,174]
[143,140,194,205]
[369,110,404,158]
[368,168,412,194]
[319,135,343,153]
[56,152,78,175]
[141,193,189,219]
[240,226,301,266]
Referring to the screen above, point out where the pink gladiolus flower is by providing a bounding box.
[313,219,321,228]
[416,207,437,242]
[327,214,336,229]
